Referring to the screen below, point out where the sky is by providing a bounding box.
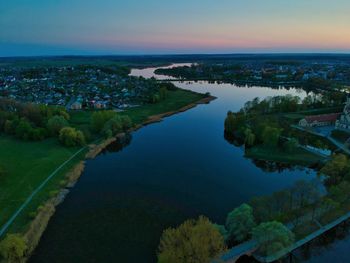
[1,0,350,56]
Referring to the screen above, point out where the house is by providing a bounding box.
[94,101,107,109]
[335,97,350,132]
[71,101,82,110]
[299,113,341,127]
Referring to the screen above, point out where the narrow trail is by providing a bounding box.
[0,146,87,237]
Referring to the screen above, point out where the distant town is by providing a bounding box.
[155,58,350,90]
[1,57,350,114]
[0,65,165,110]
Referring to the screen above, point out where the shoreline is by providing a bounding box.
[19,94,216,262]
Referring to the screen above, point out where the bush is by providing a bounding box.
[158,216,226,263]
[226,203,256,243]
[0,234,27,262]
[59,127,86,147]
[252,221,294,256]
[47,115,69,136]
[159,87,168,100]
[283,138,298,153]
[151,94,161,103]
[102,115,133,137]
[90,110,117,133]
[15,119,33,140]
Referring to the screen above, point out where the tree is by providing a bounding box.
[226,203,256,243]
[90,110,117,133]
[244,128,256,147]
[262,126,282,147]
[213,224,229,241]
[59,110,70,120]
[320,154,350,186]
[317,198,339,219]
[283,138,298,153]
[158,216,226,263]
[14,118,33,140]
[47,115,68,136]
[252,221,294,256]
[75,130,86,146]
[329,181,350,204]
[224,111,236,134]
[250,196,273,223]
[102,115,133,138]
[291,180,321,210]
[159,87,168,100]
[224,111,245,135]
[59,127,85,147]
[0,234,27,262]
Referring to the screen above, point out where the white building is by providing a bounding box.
[335,97,350,132]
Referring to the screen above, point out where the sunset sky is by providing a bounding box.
[1,0,350,56]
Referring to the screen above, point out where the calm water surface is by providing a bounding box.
[30,65,342,263]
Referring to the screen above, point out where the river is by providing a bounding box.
[30,64,346,263]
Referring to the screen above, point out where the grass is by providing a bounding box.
[245,145,323,166]
[120,89,206,124]
[0,87,205,235]
[0,137,86,233]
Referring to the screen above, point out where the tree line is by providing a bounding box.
[0,98,134,148]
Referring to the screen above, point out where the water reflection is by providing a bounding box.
[294,220,350,263]
[224,132,311,173]
[100,133,132,154]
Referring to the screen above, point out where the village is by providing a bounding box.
[155,58,350,89]
[0,65,162,110]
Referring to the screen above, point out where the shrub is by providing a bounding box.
[158,216,226,263]
[0,234,27,262]
[226,203,256,243]
[59,127,86,147]
[90,110,117,133]
[252,221,294,256]
[102,115,133,137]
[15,119,33,140]
[47,115,69,136]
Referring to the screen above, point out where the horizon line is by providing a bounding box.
[2,52,350,59]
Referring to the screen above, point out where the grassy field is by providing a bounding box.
[0,137,86,233]
[0,87,205,235]
[120,89,206,123]
[245,145,323,166]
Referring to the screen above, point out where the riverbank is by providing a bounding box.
[0,87,212,262]
[245,145,324,166]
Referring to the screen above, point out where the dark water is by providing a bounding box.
[30,66,332,263]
